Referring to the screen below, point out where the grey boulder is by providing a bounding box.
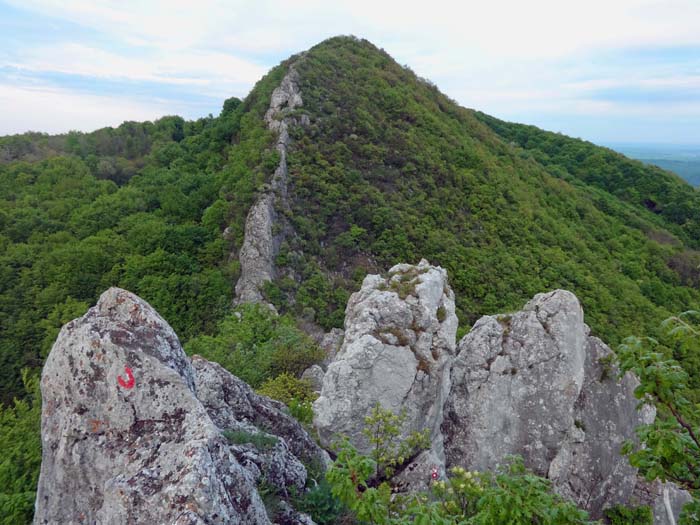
[314,259,457,473]
[34,288,318,525]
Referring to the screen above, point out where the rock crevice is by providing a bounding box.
[314,269,690,522]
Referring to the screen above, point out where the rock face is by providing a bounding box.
[443,289,686,521]
[444,290,589,475]
[234,65,304,306]
[35,288,317,525]
[192,356,329,471]
[314,274,689,522]
[314,259,458,469]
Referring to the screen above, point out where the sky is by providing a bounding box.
[1,0,699,145]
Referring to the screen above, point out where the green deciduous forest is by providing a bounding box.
[1,36,699,523]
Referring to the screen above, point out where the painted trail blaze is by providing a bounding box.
[117,366,135,389]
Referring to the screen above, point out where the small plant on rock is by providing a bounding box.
[362,403,430,480]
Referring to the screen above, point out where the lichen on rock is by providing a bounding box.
[34,288,318,525]
[313,259,457,482]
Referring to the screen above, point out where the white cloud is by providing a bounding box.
[0,83,177,135]
[2,0,700,140]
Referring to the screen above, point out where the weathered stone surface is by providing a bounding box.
[234,65,304,307]
[34,288,323,525]
[192,356,329,470]
[444,290,587,475]
[301,364,325,393]
[34,288,270,525]
[314,259,457,466]
[547,336,655,517]
[318,328,344,370]
[443,289,688,522]
[652,483,693,525]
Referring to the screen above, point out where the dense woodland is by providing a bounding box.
[1,36,700,523]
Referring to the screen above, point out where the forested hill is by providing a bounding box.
[277,37,699,336]
[473,112,700,244]
[1,35,700,408]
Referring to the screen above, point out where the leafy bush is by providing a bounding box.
[257,373,317,405]
[604,503,653,525]
[223,429,278,451]
[257,373,318,424]
[362,403,430,479]
[616,311,700,524]
[185,304,323,388]
[292,478,351,525]
[0,372,42,525]
[326,403,591,524]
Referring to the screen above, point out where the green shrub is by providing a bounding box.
[292,478,350,525]
[604,504,653,525]
[326,402,591,524]
[257,373,318,424]
[185,304,324,388]
[257,373,317,405]
[223,429,278,451]
[0,372,42,525]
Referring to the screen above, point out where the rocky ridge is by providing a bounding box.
[34,288,318,525]
[315,262,691,523]
[314,259,457,476]
[234,63,306,306]
[34,263,692,524]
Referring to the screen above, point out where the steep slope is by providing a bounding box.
[473,111,700,244]
[3,35,700,405]
[264,36,699,345]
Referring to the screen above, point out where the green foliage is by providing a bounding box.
[362,403,430,479]
[326,414,590,525]
[277,35,700,352]
[0,372,42,525]
[185,304,323,388]
[292,478,351,525]
[257,372,317,405]
[475,111,700,247]
[325,400,590,524]
[603,504,653,525]
[223,429,278,451]
[616,312,700,523]
[257,373,318,424]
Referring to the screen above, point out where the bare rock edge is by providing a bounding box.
[34,288,325,525]
[314,260,691,524]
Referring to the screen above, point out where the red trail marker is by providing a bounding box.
[117,366,135,389]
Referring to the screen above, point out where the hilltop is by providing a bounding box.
[2,34,700,525]
[1,35,699,404]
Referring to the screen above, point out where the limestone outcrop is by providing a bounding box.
[441,290,693,521]
[314,274,689,522]
[34,288,317,525]
[234,65,305,306]
[444,290,590,475]
[313,259,458,472]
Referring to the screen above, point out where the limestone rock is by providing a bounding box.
[319,328,344,370]
[301,364,325,393]
[192,356,329,470]
[443,289,688,521]
[34,288,321,525]
[444,290,587,475]
[652,483,693,525]
[313,259,457,464]
[547,336,654,517]
[34,288,270,525]
[234,64,304,307]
